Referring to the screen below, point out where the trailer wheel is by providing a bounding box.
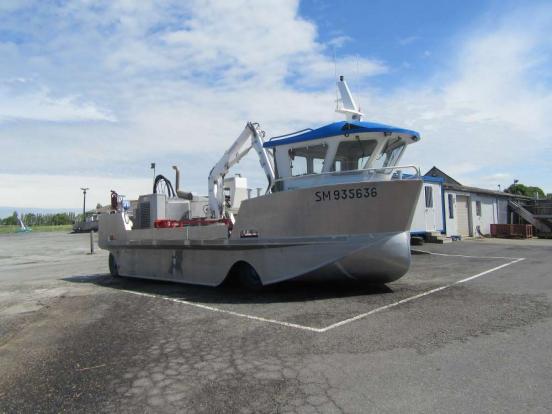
[238,264,263,291]
[108,253,119,277]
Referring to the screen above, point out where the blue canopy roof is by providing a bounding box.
[263,121,420,148]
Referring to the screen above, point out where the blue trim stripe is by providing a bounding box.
[422,175,445,183]
[441,182,447,234]
[264,121,421,148]
[402,174,444,184]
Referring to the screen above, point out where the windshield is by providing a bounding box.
[331,139,377,172]
[383,142,405,167]
[371,139,406,169]
[289,144,327,176]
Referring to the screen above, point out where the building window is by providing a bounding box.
[448,194,454,218]
[476,200,482,216]
[424,186,433,208]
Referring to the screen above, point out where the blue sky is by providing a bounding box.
[0,0,551,211]
[300,0,485,85]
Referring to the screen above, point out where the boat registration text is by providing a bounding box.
[314,187,378,202]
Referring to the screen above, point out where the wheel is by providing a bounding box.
[108,253,119,277]
[238,264,263,291]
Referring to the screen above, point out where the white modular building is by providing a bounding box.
[442,186,510,237]
[410,175,445,235]
[411,167,525,238]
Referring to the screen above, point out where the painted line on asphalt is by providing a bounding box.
[119,257,525,334]
[415,251,524,260]
[120,289,324,333]
[318,257,525,332]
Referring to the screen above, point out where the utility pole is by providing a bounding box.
[80,187,89,218]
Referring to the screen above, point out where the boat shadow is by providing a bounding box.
[62,274,393,304]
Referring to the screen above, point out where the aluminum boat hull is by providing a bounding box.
[99,179,422,286]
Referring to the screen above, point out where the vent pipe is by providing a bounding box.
[172,166,180,191]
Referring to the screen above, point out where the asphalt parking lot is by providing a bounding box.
[1,232,551,413]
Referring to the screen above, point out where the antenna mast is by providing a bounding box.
[335,75,364,121]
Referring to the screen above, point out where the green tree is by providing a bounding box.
[505,183,546,198]
[2,212,19,225]
[22,213,36,226]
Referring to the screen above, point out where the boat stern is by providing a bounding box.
[98,212,132,250]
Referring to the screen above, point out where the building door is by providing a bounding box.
[456,195,471,236]
[424,185,436,231]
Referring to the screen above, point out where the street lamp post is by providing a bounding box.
[512,180,519,224]
[80,187,89,218]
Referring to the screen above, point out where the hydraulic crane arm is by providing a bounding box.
[208,122,275,219]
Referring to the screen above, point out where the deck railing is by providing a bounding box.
[521,200,552,217]
[272,164,420,184]
[270,165,421,192]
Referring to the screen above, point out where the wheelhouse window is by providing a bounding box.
[289,144,327,177]
[424,186,433,208]
[383,142,405,167]
[371,138,406,170]
[331,139,377,172]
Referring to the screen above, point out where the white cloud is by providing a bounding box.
[398,36,419,46]
[327,35,352,48]
[363,5,552,190]
[0,83,115,123]
[479,172,513,189]
[0,1,377,161]
[0,0,551,210]
[0,173,151,209]
[293,55,387,85]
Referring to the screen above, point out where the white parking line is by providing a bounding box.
[118,256,525,334]
[120,289,324,332]
[414,251,523,260]
[318,257,525,332]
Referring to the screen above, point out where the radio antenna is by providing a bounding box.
[333,47,339,112]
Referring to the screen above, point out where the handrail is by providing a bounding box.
[268,128,314,141]
[271,164,421,184]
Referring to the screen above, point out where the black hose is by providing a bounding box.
[153,174,176,198]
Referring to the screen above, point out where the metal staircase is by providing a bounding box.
[508,200,552,233]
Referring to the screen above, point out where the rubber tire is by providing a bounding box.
[108,253,119,277]
[238,264,263,291]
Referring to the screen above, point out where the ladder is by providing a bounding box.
[508,200,552,233]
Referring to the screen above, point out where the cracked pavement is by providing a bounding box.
[1,232,552,413]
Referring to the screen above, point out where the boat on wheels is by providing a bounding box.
[99,76,423,288]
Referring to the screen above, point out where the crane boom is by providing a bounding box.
[208,122,275,219]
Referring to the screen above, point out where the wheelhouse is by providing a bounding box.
[264,121,420,191]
